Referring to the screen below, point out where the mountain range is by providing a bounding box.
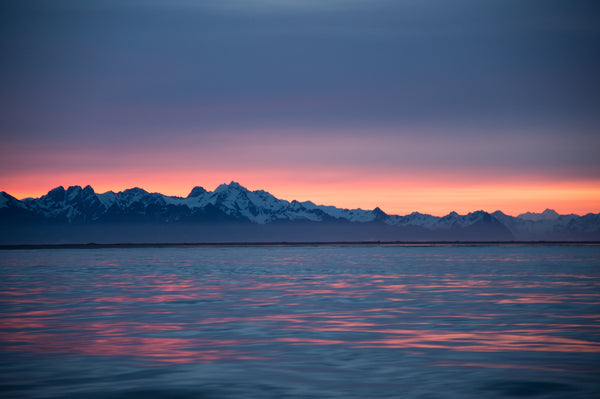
[1,182,599,244]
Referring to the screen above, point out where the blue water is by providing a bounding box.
[1,245,599,398]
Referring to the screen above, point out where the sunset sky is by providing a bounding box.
[2,0,599,216]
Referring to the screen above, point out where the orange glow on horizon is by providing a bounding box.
[3,126,599,216]
[2,170,599,217]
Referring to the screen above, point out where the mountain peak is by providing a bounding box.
[122,187,148,195]
[371,207,387,221]
[215,181,248,193]
[66,185,84,201]
[0,191,20,208]
[48,186,66,194]
[518,209,560,221]
[45,186,67,202]
[372,207,386,215]
[1,183,598,242]
[469,210,488,216]
[187,186,207,198]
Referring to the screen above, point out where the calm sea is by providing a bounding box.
[1,245,599,398]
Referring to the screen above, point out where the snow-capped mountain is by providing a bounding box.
[1,182,598,244]
[517,209,562,221]
[1,182,386,225]
[493,210,598,241]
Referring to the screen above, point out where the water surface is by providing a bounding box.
[1,245,599,398]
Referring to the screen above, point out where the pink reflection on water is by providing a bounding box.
[474,292,600,304]
[0,319,264,364]
[17,309,66,316]
[3,309,600,363]
[545,273,598,279]
[92,293,210,303]
[0,287,46,296]
[2,265,600,366]
[381,284,409,293]
[351,330,600,353]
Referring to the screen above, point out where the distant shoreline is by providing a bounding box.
[1,241,599,250]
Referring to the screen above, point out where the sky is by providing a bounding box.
[1,0,599,216]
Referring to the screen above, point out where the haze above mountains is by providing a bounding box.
[1,182,599,244]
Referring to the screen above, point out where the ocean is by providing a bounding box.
[1,244,599,398]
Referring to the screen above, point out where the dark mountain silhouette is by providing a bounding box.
[1,182,598,244]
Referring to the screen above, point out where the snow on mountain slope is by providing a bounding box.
[0,192,25,209]
[386,210,499,231]
[1,182,598,240]
[517,209,561,221]
[200,182,290,223]
[298,201,380,222]
[386,212,440,228]
[0,182,418,225]
[97,191,118,208]
[493,210,588,240]
[19,185,105,222]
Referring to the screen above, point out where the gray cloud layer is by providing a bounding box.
[1,0,599,178]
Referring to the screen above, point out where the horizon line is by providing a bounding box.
[2,241,600,251]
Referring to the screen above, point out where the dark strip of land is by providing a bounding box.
[1,241,599,250]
